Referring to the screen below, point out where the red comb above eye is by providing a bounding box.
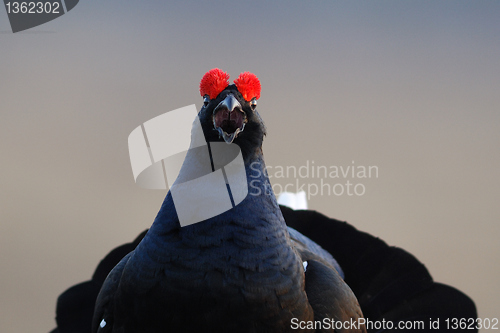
[234,72,261,101]
[199,68,230,99]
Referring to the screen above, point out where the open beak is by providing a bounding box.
[212,94,247,144]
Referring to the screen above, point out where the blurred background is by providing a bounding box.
[1,1,498,331]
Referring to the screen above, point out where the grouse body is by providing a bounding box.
[92,69,366,332]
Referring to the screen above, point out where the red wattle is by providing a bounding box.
[199,68,230,99]
[234,72,261,101]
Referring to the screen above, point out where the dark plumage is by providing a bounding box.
[51,208,478,333]
[91,71,366,332]
[50,231,147,333]
[281,207,478,332]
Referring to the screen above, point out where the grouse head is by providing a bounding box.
[198,68,266,162]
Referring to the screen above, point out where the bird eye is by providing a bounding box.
[250,98,257,110]
[203,95,210,107]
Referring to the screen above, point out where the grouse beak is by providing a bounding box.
[212,94,247,144]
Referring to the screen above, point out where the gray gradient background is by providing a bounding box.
[1,1,499,331]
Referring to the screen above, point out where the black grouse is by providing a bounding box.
[91,69,367,332]
[49,69,477,333]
